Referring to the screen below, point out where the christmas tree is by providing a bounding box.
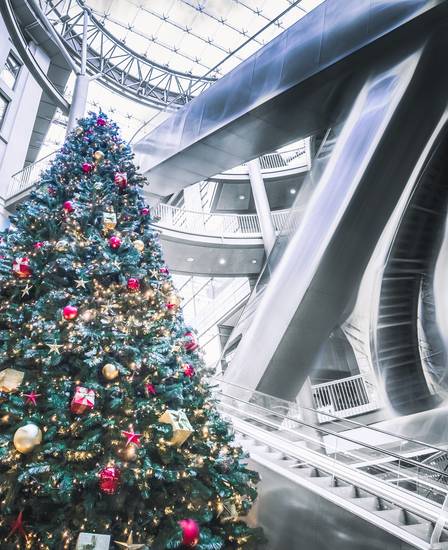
[0,112,262,549]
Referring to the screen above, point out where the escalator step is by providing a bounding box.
[401,522,433,542]
[373,508,406,525]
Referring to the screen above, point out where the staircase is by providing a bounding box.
[376,134,448,414]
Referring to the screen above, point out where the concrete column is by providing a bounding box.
[183,183,203,212]
[247,158,276,255]
[66,74,89,134]
[66,10,89,135]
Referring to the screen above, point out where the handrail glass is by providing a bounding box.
[212,377,448,508]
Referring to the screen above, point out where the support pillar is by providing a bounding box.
[66,10,89,135]
[247,159,276,255]
[66,74,89,134]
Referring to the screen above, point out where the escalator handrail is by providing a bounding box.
[212,376,448,456]
[216,388,448,483]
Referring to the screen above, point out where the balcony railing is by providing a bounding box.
[312,374,378,423]
[5,142,308,206]
[221,144,308,176]
[6,151,57,204]
[153,203,289,239]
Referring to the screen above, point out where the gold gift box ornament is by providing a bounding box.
[0,368,24,392]
[102,211,117,231]
[159,409,193,446]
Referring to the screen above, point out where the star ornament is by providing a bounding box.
[23,391,41,406]
[21,283,32,297]
[75,278,87,289]
[46,342,63,355]
[122,429,142,447]
[114,532,145,550]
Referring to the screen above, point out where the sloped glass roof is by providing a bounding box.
[85,0,324,77]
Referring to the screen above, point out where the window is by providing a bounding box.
[1,52,21,89]
[0,93,9,128]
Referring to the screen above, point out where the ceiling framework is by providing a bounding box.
[34,0,316,110]
[36,0,216,108]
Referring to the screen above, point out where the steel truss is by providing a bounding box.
[36,0,216,108]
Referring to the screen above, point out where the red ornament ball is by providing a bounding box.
[63,305,78,320]
[82,162,94,173]
[184,331,199,352]
[114,172,128,188]
[109,236,121,249]
[63,200,74,213]
[96,117,107,127]
[183,363,195,378]
[98,466,120,495]
[179,519,200,547]
[12,257,31,279]
[140,207,150,216]
[127,278,140,292]
[33,242,44,249]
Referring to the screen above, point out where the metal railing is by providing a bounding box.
[153,203,289,239]
[6,144,307,206]
[221,144,307,176]
[6,151,57,204]
[212,378,448,515]
[312,374,378,422]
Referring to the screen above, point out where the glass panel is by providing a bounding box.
[0,93,9,128]
[1,52,21,89]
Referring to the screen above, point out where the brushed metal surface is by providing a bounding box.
[134,0,447,196]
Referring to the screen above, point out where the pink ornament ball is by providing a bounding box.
[63,305,78,320]
[127,278,140,292]
[63,201,74,213]
[140,207,150,216]
[179,519,200,547]
[33,242,44,249]
[82,162,94,173]
[109,236,121,249]
[96,117,107,127]
[183,364,195,378]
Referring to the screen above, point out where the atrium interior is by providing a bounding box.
[1,1,448,549]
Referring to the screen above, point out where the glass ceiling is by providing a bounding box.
[85,0,324,77]
[41,0,323,155]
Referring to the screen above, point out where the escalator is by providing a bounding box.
[213,379,448,550]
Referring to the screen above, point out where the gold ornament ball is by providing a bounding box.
[133,240,145,253]
[93,150,105,162]
[162,282,171,293]
[81,309,97,322]
[102,363,119,380]
[75,126,83,136]
[13,423,42,454]
[118,444,137,461]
